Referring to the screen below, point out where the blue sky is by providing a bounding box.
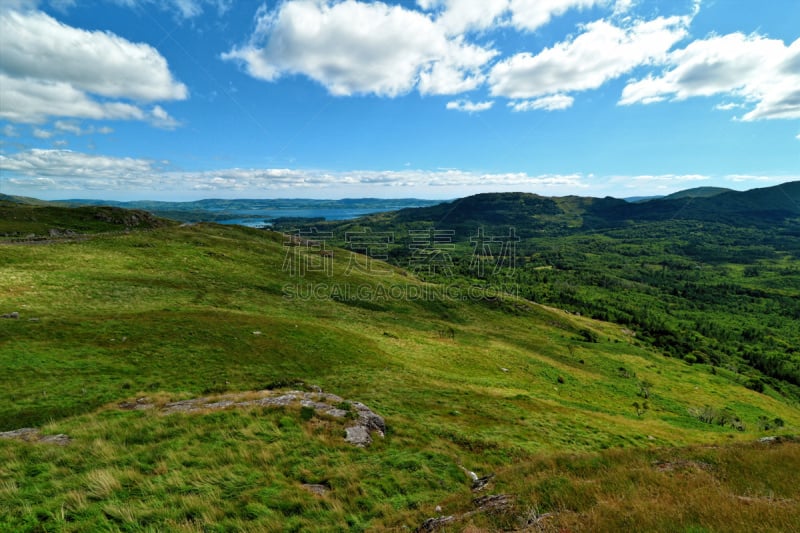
[0,0,798,200]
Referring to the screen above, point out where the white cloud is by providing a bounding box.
[620,34,800,121]
[2,149,797,198]
[2,124,20,137]
[623,173,709,186]
[509,94,574,111]
[0,9,186,124]
[796,133,800,141]
[417,0,622,34]
[108,0,232,19]
[508,0,606,32]
[0,148,585,192]
[446,99,494,112]
[714,102,744,111]
[32,128,54,139]
[417,0,510,35]
[489,15,689,99]
[54,121,83,135]
[149,105,181,129]
[724,174,800,184]
[50,121,116,135]
[1,149,155,177]
[223,0,497,97]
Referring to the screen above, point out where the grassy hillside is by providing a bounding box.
[280,184,800,403]
[1,219,798,531]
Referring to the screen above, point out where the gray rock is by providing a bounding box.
[38,434,71,446]
[1,312,19,319]
[0,427,70,445]
[301,483,329,496]
[345,426,372,447]
[416,516,456,531]
[0,428,39,440]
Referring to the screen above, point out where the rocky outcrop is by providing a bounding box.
[121,389,386,447]
[0,427,71,445]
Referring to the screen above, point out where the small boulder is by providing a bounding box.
[345,426,372,447]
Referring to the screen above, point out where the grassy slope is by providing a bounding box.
[1,223,798,531]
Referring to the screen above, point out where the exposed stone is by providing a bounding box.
[0,428,39,441]
[1,312,19,319]
[121,389,385,447]
[302,483,329,496]
[416,515,456,532]
[38,434,71,446]
[344,426,372,447]
[0,427,70,445]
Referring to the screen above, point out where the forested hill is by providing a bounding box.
[348,181,800,235]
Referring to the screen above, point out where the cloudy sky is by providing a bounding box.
[0,0,798,200]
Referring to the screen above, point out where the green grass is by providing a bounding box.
[1,222,799,530]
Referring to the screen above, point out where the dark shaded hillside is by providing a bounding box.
[393,192,563,224]
[0,202,172,237]
[588,182,800,227]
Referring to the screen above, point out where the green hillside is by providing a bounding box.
[1,209,799,531]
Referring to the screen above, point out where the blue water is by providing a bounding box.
[217,207,405,228]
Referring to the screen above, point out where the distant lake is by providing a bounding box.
[216,206,410,227]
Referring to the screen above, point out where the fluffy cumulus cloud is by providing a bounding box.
[223,0,497,97]
[226,1,745,114]
[446,99,494,112]
[0,9,186,125]
[620,34,800,121]
[489,15,690,99]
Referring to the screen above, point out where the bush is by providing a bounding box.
[744,378,765,393]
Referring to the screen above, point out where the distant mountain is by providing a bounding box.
[0,193,63,206]
[663,186,734,200]
[298,182,800,237]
